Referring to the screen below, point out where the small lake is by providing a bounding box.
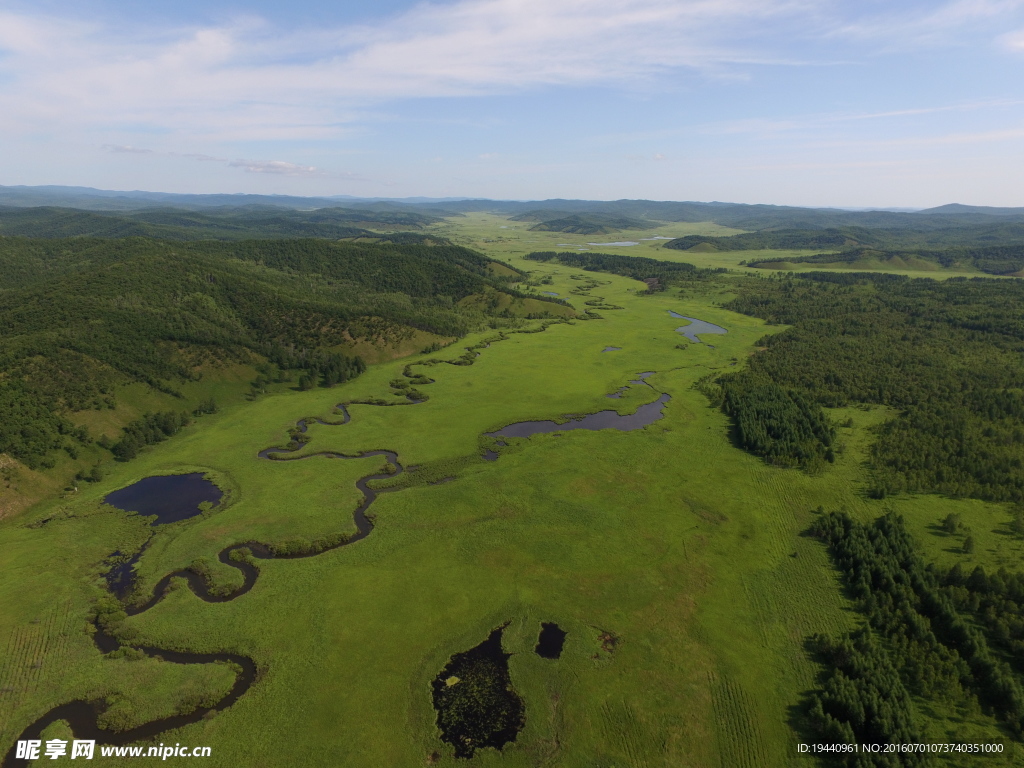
[542,291,559,296]
[602,346,621,352]
[641,236,674,240]
[587,241,639,247]
[669,312,728,343]
[487,393,669,439]
[535,623,567,659]
[104,473,223,525]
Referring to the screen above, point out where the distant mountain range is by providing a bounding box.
[2,185,1024,231]
[915,203,1024,216]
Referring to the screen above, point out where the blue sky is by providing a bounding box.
[1,0,1023,206]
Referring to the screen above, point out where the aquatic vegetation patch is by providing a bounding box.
[431,626,525,759]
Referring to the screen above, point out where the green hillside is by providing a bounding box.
[0,235,569,496]
[524,213,657,235]
[745,245,1024,276]
[0,206,441,241]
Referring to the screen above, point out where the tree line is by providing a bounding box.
[746,245,1024,276]
[524,251,722,291]
[718,273,1024,502]
[807,510,1024,760]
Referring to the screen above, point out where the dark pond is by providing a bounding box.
[535,623,567,659]
[668,311,728,344]
[104,473,223,525]
[432,626,525,759]
[487,393,669,439]
[602,346,621,352]
[542,291,559,296]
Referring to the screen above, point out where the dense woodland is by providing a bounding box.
[519,213,656,234]
[0,205,442,241]
[0,236,549,469]
[525,250,721,290]
[715,273,1024,503]
[808,511,1024,762]
[667,228,866,252]
[663,224,1024,260]
[707,380,837,471]
[745,245,1024,276]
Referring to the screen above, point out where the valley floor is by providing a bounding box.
[2,219,1021,766]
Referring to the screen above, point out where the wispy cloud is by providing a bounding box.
[999,26,1024,48]
[228,159,319,175]
[102,143,322,175]
[102,145,159,155]
[694,98,1024,140]
[4,0,1020,144]
[0,0,830,142]
[2,0,1023,195]
[831,0,1024,46]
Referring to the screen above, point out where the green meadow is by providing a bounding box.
[430,212,995,280]
[3,215,1023,766]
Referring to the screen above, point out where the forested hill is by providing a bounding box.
[745,245,1024,276]
[717,273,1024,502]
[666,229,865,251]
[0,236,549,471]
[0,205,442,241]
[515,213,655,234]
[664,223,1024,253]
[525,251,719,291]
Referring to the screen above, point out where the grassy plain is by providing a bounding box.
[1,214,1022,766]
[429,213,993,280]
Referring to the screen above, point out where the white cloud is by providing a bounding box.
[685,98,1024,143]
[101,143,322,175]
[0,0,820,143]
[102,144,158,154]
[831,0,1024,46]
[999,27,1024,48]
[0,0,1021,146]
[228,159,320,175]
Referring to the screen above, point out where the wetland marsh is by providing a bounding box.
[2,212,1021,768]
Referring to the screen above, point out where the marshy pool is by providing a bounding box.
[669,311,728,343]
[487,393,669,438]
[104,473,223,525]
